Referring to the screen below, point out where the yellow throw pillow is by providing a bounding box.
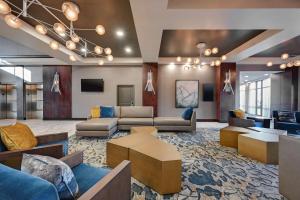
[234,109,246,119]
[90,106,100,118]
[0,122,37,151]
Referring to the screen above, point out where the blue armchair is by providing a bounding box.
[0,151,131,200]
[273,111,300,135]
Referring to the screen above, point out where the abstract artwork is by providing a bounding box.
[176,80,199,108]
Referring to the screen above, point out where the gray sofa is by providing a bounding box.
[279,135,300,200]
[76,106,196,137]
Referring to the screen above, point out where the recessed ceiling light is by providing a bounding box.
[244,75,249,78]
[264,74,269,76]
[116,30,124,37]
[125,46,132,53]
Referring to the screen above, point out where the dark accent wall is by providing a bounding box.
[142,63,158,117]
[216,63,237,122]
[43,66,72,119]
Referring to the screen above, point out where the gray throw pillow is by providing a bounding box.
[21,154,79,200]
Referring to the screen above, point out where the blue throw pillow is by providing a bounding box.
[100,106,115,118]
[181,108,193,120]
[21,154,79,200]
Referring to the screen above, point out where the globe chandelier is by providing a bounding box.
[0,0,113,64]
[266,53,300,69]
[176,42,227,71]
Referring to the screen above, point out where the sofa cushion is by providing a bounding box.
[154,117,190,126]
[181,108,193,120]
[0,122,38,151]
[118,118,153,125]
[278,111,295,122]
[100,106,115,118]
[0,163,59,200]
[76,118,118,131]
[120,106,153,118]
[21,154,79,200]
[72,163,110,195]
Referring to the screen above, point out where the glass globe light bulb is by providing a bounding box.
[221,55,227,61]
[71,33,80,43]
[287,62,294,68]
[210,61,215,67]
[215,60,221,66]
[96,25,105,35]
[69,55,76,61]
[280,63,286,69]
[281,53,289,60]
[266,61,273,67]
[49,40,59,50]
[212,47,218,54]
[104,47,112,55]
[35,24,47,35]
[176,56,182,62]
[94,46,103,55]
[294,60,300,67]
[204,49,212,56]
[107,55,113,61]
[4,14,22,29]
[53,23,66,35]
[0,0,11,14]
[62,2,79,22]
[98,59,104,65]
[66,40,76,50]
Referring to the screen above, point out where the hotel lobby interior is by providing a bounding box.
[1,0,300,199]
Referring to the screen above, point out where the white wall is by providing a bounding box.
[158,64,216,119]
[72,66,143,118]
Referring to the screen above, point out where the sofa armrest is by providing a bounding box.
[78,160,131,200]
[60,151,83,168]
[228,117,255,128]
[36,132,68,145]
[0,144,64,169]
[191,111,196,131]
[279,136,300,200]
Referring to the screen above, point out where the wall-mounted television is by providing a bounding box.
[81,79,104,92]
[203,83,214,101]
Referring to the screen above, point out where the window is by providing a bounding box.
[0,66,31,82]
[240,78,271,117]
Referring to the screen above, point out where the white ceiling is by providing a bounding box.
[240,71,281,83]
[1,0,300,65]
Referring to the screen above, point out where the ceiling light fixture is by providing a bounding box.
[3,0,113,63]
[287,62,294,68]
[221,55,227,61]
[4,14,22,29]
[116,30,124,37]
[104,47,112,55]
[0,0,11,14]
[280,63,286,69]
[204,49,212,56]
[294,60,300,67]
[176,56,182,62]
[212,47,218,54]
[125,46,132,53]
[49,40,59,50]
[35,24,47,35]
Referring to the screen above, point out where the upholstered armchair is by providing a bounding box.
[0,151,131,200]
[0,132,68,169]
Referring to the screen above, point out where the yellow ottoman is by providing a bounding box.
[130,139,181,195]
[106,134,155,168]
[238,132,279,164]
[130,126,158,136]
[220,126,254,148]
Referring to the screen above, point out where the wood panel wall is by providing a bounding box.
[215,63,237,122]
[43,66,72,119]
[142,63,158,116]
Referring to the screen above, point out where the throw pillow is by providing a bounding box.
[21,154,79,200]
[100,106,115,118]
[234,109,245,119]
[0,122,37,151]
[181,107,193,120]
[90,106,100,118]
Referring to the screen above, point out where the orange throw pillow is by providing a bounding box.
[0,122,37,151]
[234,109,246,119]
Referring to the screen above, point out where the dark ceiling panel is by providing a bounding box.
[7,0,141,57]
[253,35,300,57]
[159,30,265,57]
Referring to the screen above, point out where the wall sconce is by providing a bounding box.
[223,70,234,95]
[51,72,61,95]
[144,70,155,95]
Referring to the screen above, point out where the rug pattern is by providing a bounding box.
[68,128,283,200]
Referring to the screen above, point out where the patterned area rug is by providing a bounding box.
[68,128,283,200]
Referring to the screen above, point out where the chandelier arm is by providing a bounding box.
[4,0,23,12]
[16,0,35,18]
[34,0,70,32]
[73,28,96,31]
[30,1,63,13]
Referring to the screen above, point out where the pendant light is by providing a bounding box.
[62,1,79,22]
[4,14,22,29]
[94,46,103,55]
[35,24,47,35]
[104,47,112,55]
[0,0,11,14]
[96,25,105,35]
[107,55,113,61]
[49,40,59,50]
[66,40,76,50]
[53,23,66,35]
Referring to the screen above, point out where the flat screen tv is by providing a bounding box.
[81,79,104,92]
[203,84,214,101]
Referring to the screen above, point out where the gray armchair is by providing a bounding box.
[279,135,300,200]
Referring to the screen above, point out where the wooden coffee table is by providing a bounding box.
[130,126,158,136]
[238,132,279,164]
[220,126,256,148]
